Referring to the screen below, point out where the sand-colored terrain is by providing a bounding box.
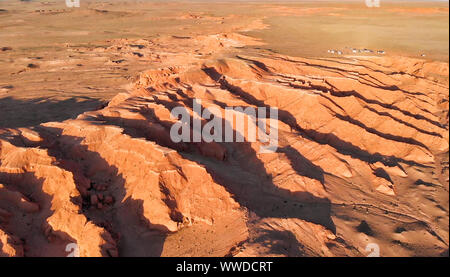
[0,0,448,257]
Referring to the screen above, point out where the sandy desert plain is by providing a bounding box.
[0,0,448,257]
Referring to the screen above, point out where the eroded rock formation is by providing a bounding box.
[0,33,448,257]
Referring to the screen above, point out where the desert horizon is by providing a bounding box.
[0,0,448,260]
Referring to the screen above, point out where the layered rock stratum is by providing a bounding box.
[0,31,448,257]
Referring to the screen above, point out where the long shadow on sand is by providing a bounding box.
[0,96,106,129]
